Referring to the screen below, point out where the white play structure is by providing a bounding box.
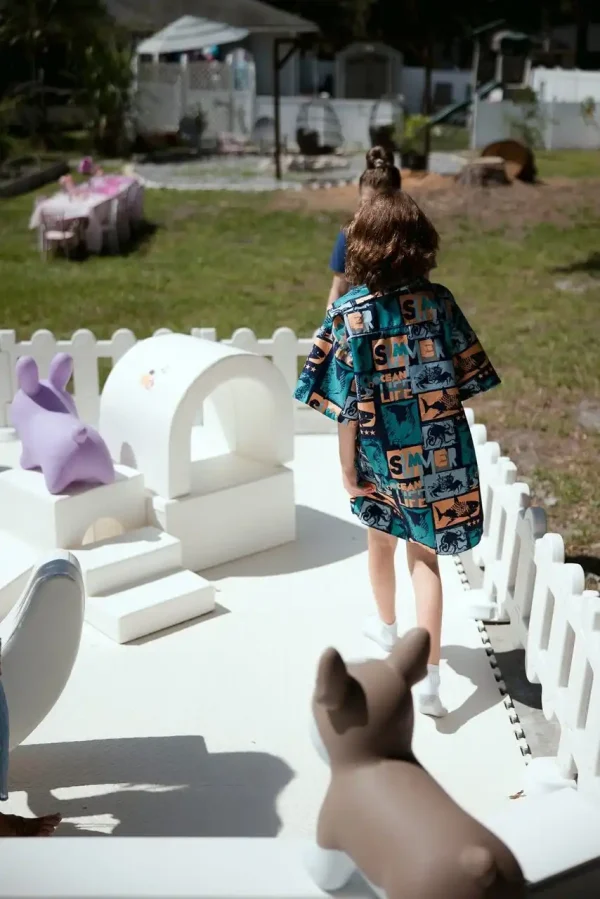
[0,333,295,643]
[1,552,84,750]
[0,326,599,896]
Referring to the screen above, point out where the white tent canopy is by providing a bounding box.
[136,15,249,56]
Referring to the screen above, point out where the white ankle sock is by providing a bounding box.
[420,664,440,696]
[363,615,398,652]
[417,665,447,717]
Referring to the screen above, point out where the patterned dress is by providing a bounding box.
[294,279,501,555]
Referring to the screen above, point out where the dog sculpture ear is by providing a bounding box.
[315,648,353,711]
[389,627,430,687]
[16,357,40,397]
[48,353,74,391]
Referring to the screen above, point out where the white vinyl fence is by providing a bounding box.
[454,406,600,799]
[473,99,600,150]
[0,326,598,797]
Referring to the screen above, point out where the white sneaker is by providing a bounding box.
[417,693,448,718]
[363,615,398,653]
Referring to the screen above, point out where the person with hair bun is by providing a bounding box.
[296,190,500,718]
[327,146,402,308]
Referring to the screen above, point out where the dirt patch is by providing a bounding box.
[470,392,600,573]
[271,175,600,235]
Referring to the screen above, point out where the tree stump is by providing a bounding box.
[456,156,510,187]
[481,139,537,183]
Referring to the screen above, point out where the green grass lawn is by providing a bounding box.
[1,176,599,566]
[536,149,600,179]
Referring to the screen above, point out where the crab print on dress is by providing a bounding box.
[294,279,501,555]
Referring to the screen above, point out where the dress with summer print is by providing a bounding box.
[294,278,501,555]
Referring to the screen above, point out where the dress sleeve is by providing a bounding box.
[445,293,501,401]
[294,313,358,424]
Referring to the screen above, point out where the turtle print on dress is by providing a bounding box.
[294,279,501,555]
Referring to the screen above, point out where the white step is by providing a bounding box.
[85,568,215,644]
[74,526,182,596]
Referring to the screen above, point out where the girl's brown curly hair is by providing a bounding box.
[345,191,439,293]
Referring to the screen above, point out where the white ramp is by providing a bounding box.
[3,435,526,838]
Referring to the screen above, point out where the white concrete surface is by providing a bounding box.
[3,435,527,840]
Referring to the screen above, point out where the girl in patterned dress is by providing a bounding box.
[296,191,500,717]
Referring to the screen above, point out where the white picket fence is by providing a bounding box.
[455,412,600,800]
[0,326,598,798]
[0,327,333,435]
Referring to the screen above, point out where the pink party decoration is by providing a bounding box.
[78,156,95,175]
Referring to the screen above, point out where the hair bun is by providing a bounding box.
[366,145,395,170]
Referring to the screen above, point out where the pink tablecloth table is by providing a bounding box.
[29,175,144,254]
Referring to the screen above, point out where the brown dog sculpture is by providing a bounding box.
[305,628,527,899]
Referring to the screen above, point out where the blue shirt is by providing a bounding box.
[329,229,347,274]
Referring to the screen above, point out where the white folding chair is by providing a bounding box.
[38,210,83,259]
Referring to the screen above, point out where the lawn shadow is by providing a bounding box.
[120,219,159,257]
[205,504,366,580]
[9,735,293,837]
[551,252,600,275]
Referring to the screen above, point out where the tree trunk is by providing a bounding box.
[574,0,590,69]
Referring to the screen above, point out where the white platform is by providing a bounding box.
[3,789,600,897]
[74,526,183,596]
[2,435,528,843]
[86,568,215,644]
[150,456,295,571]
[0,464,146,549]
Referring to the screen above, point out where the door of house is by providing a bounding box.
[345,53,389,98]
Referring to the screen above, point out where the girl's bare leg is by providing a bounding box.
[368,529,398,624]
[407,542,447,717]
[363,529,399,652]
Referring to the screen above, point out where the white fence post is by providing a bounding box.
[522,525,600,797]
[464,481,531,621]
[506,504,548,648]
[472,442,517,570]
[69,329,101,425]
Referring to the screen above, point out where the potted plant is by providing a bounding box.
[397,114,430,171]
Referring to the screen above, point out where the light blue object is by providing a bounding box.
[0,671,8,802]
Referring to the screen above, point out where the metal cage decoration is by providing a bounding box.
[295,96,343,154]
[368,95,403,152]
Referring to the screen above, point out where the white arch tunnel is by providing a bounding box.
[99,334,294,500]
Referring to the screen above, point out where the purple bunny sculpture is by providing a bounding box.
[10,353,116,494]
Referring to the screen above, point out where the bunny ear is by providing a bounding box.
[314,647,353,711]
[16,357,40,397]
[48,353,73,390]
